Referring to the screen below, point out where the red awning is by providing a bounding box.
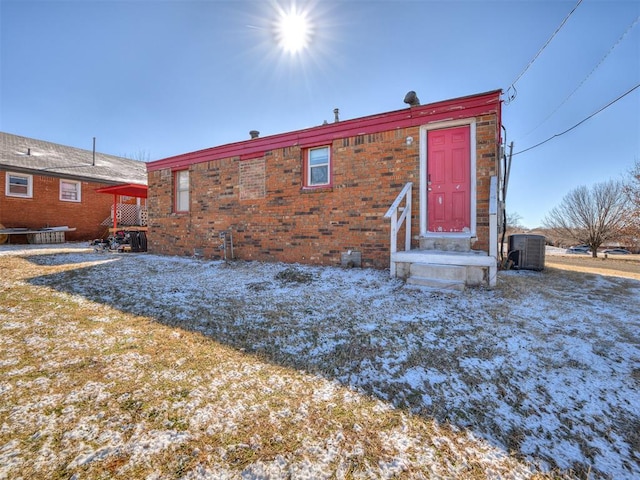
[96,183,148,198]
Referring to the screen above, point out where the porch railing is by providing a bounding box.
[384,182,412,277]
[101,204,148,227]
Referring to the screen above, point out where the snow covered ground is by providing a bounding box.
[1,244,639,479]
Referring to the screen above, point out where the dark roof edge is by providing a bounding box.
[0,164,125,186]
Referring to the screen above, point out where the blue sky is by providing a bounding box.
[1,0,638,228]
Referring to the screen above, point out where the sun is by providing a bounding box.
[274,6,312,54]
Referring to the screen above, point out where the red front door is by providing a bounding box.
[427,126,471,233]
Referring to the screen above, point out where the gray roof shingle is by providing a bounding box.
[0,132,147,185]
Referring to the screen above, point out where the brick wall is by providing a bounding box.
[0,172,115,242]
[473,114,501,253]
[148,115,499,268]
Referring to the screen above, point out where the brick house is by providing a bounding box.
[147,90,503,288]
[0,132,147,243]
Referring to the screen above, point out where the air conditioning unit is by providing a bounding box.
[508,234,546,271]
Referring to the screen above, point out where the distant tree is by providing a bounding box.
[624,159,640,235]
[506,211,524,231]
[543,180,631,257]
[124,149,152,162]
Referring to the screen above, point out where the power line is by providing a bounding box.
[505,0,583,104]
[512,83,640,156]
[523,15,639,138]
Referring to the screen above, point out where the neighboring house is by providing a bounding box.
[146,90,503,288]
[0,132,147,242]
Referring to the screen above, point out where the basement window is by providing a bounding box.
[6,172,33,198]
[174,170,190,213]
[60,179,81,202]
[305,146,331,187]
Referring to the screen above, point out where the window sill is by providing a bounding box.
[5,194,33,199]
[301,185,333,194]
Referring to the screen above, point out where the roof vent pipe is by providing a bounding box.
[249,130,260,139]
[403,91,420,107]
[333,108,339,123]
[27,148,31,156]
[92,137,96,166]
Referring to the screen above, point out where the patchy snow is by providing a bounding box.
[0,244,639,478]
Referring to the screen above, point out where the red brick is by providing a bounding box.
[1,172,119,242]
[148,112,500,269]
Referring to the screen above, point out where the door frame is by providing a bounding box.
[419,118,477,237]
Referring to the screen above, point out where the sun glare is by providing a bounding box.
[275,7,312,54]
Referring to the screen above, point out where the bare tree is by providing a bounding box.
[543,180,631,257]
[506,211,524,231]
[123,149,152,162]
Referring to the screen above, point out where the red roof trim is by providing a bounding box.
[96,183,148,198]
[147,90,502,172]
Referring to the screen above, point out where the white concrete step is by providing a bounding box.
[410,263,467,282]
[391,249,497,288]
[419,236,471,252]
[406,276,465,291]
[392,249,494,267]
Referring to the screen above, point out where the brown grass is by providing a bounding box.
[545,254,640,281]
[0,253,555,479]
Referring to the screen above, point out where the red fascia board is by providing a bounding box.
[95,183,148,198]
[147,90,502,172]
[239,151,265,161]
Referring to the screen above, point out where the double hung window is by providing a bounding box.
[175,170,189,212]
[5,172,33,198]
[306,146,330,187]
[60,179,81,202]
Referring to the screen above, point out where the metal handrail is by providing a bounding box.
[384,182,412,276]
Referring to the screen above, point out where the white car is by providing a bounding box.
[566,245,590,254]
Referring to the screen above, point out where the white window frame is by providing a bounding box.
[175,170,190,212]
[306,146,331,187]
[419,118,477,237]
[5,172,33,198]
[60,179,82,202]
